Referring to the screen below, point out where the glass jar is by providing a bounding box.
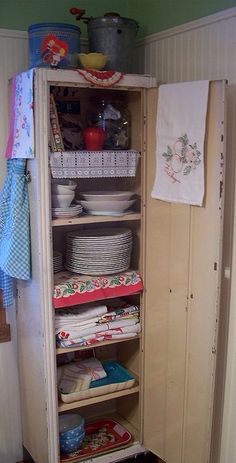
[87,96,131,150]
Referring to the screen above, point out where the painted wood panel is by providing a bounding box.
[143,88,190,462]
[137,11,236,463]
[143,82,226,463]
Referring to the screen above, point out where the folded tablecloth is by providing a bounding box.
[57,323,141,348]
[56,318,138,341]
[53,270,144,308]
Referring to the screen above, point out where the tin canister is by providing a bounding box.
[87,15,139,73]
[28,22,81,68]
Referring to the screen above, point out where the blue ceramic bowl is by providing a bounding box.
[60,428,84,443]
[59,414,84,440]
[60,431,85,454]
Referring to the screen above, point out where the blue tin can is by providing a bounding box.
[28,23,81,68]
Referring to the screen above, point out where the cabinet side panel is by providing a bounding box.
[143,88,190,462]
[183,81,226,463]
[16,70,59,463]
[16,160,50,462]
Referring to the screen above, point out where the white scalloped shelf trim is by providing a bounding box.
[50,150,140,178]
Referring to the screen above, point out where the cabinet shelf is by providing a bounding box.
[56,335,140,355]
[58,412,141,463]
[58,382,140,412]
[52,212,141,227]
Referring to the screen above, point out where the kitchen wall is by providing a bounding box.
[1,5,236,463]
[128,0,236,36]
[0,0,236,37]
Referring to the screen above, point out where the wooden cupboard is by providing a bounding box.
[15,69,229,463]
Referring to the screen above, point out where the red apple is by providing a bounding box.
[83,127,105,151]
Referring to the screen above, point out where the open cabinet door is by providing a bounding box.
[143,81,226,463]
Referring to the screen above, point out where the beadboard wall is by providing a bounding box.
[135,9,236,463]
[1,7,236,462]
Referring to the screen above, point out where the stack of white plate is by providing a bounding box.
[78,191,136,216]
[52,204,83,219]
[53,251,64,273]
[65,227,132,275]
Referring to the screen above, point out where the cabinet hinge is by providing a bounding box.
[212,346,217,354]
[24,171,32,183]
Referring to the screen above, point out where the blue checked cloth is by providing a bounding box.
[0,159,31,307]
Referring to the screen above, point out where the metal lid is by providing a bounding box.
[87,15,138,31]
[28,23,81,33]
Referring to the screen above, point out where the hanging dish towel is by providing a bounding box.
[0,159,31,307]
[151,80,209,206]
[5,69,34,159]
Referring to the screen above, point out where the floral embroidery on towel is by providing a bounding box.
[162,134,201,184]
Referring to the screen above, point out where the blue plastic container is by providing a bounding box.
[28,23,81,68]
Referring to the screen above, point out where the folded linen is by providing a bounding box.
[58,357,107,394]
[55,316,100,328]
[57,323,141,348]
[58,368,91,394]
[55,303,108,323]
[56,318,138,341]
[57,332,139,348]
[95,323,141,337]
[99,305,139,322]
[55,320,97,335]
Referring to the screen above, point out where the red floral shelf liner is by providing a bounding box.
[60,419,132,462]
[53,270,144,309]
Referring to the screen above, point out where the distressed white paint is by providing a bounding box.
[1,7,236,462]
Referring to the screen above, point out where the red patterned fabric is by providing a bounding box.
[77,69,123,87]
[53,270,143,308]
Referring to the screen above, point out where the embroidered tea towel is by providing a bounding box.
[5,69,34,159]
[151,80,209,206]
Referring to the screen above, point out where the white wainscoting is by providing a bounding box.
[0,29,28,463]
[1,8,236,461]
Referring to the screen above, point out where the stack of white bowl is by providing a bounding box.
[51,179,76,208]
[78,191,136,216]
[51,180,82,218]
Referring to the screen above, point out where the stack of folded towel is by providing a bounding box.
[55,301,140,348]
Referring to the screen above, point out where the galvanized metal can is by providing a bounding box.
[87,15,139,73]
